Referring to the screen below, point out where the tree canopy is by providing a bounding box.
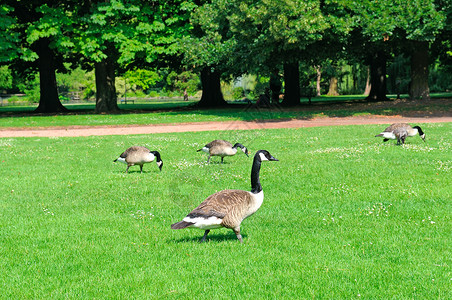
[1,0,450,111]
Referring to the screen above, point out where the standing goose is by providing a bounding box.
[197,139,249,163]
[171,150,278,243]
[114,146,163,173]
[375,123,426,144]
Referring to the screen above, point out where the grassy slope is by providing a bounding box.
[0,123,450,298]
[0,97,451,128]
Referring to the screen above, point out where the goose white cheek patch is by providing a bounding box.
[116,157,127,164]
[201,147,210,153]
[259,152,268,161]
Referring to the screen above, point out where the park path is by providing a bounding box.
[0,115,450,138]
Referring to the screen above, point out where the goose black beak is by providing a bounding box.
[269,156,278,161]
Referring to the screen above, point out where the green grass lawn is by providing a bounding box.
[1,122,450,298]
[1,95,451,128]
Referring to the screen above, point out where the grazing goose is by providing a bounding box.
[114,146,163,173]
[197,139,249,163]
[375,123,425,144]
[171,150,278,243]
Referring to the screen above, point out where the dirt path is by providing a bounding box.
[0,115,450,137]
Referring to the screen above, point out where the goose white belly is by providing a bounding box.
[381,132,396,140]
[183,216,223,230]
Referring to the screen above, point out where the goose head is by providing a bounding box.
[256,150,278,162]
[233,143,249,157]
[151,151,163,171]
[413,126,426,142]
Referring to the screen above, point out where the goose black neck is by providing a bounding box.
[232,143,242,150]
[413,126,424,136]
[152,151,162,162]
[250,156,262,194]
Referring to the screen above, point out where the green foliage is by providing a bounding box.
[0,4,19,63]
[125,69,161,90]
[0,123,450,298]
[16,75,40,103]
[231,87,244,100]
[166,70,200,95]
[0,66,12,90]
[75,0,195,68]
[344,0,445,42]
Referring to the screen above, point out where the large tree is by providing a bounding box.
[74,0,195,113]
[191,0,352,106]
[181,2,231,107]
[344,0,445,101]
[3,2,73,112]
[399,1,445,100]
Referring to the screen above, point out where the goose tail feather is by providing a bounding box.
[171,221,194,229]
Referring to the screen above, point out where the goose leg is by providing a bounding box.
[221,157,224,164]
[200,229,210,242]
[126,165,130,173]
[140,165,143,173]
[207,155,211,164]
[233,228,243,243]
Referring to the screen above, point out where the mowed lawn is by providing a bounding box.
[0,123,450,298]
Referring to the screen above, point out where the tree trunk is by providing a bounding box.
[327,76,339,96]
[409,41,430,100]
[197,66,227,107]
[34,39,67,113]
[183,87,189,101]
[282,62,300,106]
[364,66,371,95]
[315,66,321,96]
[366,51,389,101]
[269,69,282,103]
[95,59,119,113]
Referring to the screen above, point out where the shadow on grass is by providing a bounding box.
[169,231,247,244]
[112,168,162,174]
[1,96,451,123]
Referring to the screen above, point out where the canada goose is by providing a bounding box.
[375,123,425,144]
[171,150,278,243]
[197,139,249,163]
[114,146,163,173]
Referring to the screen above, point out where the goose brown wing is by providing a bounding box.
[121,146,150,158]
[205,140,232,148]
[384,123,411,132]
[187,189,250,220]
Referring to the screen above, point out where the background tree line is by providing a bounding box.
[0,0,451,113]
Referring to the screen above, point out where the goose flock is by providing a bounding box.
[113,123,426,243]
